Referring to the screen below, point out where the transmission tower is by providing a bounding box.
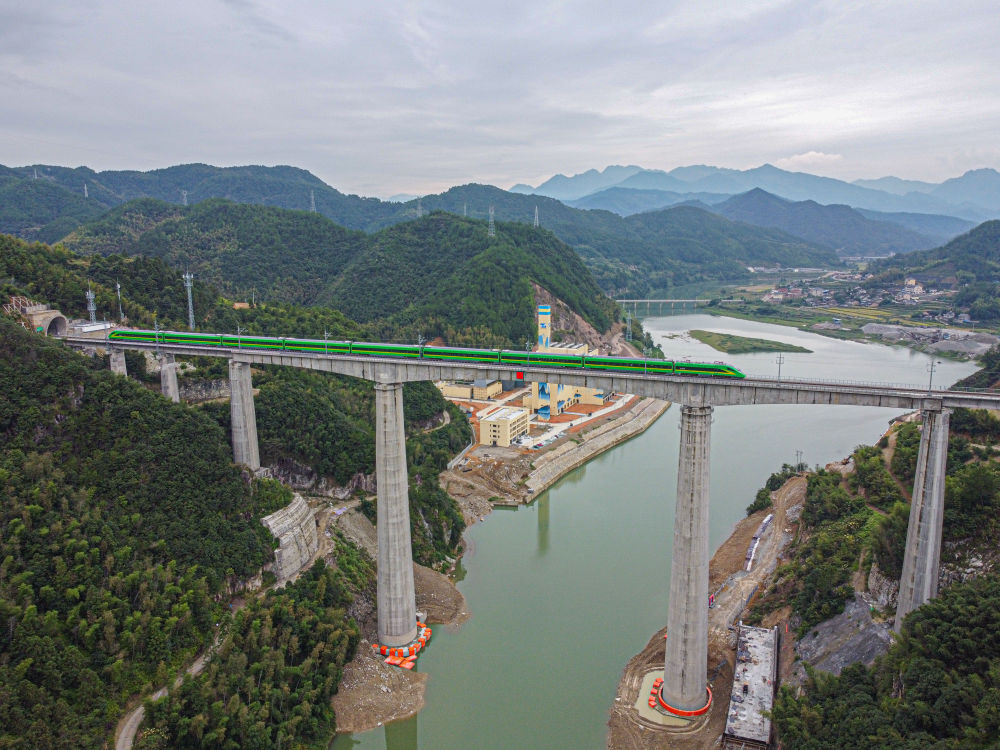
[181,190,188,206]
[310,190,317,212]
[463,202,467,217]
[534,206,539,228]
[417,198,423,217]
[33,168,38,180]
[624,310,632,342]
[183,272,195,331]
[83,183,88,199]
[116,280,124,321]
[85,285,97,324]
[488,205,496,237]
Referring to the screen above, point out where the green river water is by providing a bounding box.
[333,315,976,750]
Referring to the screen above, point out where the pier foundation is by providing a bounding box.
[895,407,950,631]
[109,349,127,376]
[229,360,260,470]
[375,380,418,647]
[663,404,712,711]
[160,354,180,403]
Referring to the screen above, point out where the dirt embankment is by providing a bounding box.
[607,476,806,750]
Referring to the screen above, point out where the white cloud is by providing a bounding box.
[0,0,998,193]
[774,151,844,172]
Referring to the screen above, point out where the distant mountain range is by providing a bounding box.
[512,164,1000,221]
[5,160,997,298]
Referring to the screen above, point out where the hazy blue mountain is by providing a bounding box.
[566,187,730,215]
[854,208,975,242]
[527,163,997,220]
[510,165,643,200]
[930,168,1000,212]
[711,188,940,255]
[852,176,937,195]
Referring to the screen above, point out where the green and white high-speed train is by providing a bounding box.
[109,329,747,379]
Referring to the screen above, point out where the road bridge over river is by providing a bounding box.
[64,333,1000,719]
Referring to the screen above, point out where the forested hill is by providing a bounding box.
[869,220,1000,284]
[866,221,1000,321]
[10,163,841,297]
[0,316,294,746]
[409,183,839,295]
[60,201,616,346]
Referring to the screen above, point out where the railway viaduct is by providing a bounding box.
[64,334,1000,717]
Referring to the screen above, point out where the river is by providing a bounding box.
[332,315,976,750]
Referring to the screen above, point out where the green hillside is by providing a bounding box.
[0,317,294,746]
[411,183,839,295]
[10,164,842,297]
[867,221,1000,320]
[61,201,616,346]
[0,175,106,243]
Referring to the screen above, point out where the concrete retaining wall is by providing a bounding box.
[262,495,318,582]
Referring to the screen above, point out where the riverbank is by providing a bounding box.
[330,396,671,736]
[607,475,806,749]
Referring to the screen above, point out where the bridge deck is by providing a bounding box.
[63,336,1000,411]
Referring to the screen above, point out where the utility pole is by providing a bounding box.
[323,328,329,354]
[183,272,195,331]
[115,280,124,321]
[237,324,246,349]
[927,359,941,392]
[85,284,97,324]
[776,353,785,381]
[625,310,632,342]
[795,449,803,471]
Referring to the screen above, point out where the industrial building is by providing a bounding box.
[479,407,530,447]
[520,304,608,419]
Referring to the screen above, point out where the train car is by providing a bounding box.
[499,350,585,368]
[422,345,502,363]
[107,329,745,379]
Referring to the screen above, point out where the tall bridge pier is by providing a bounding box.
[374,380,419,646]
[109,348,127,376]
[229,360,260,470]
[895,406,950,630]
[663,404,712,711]
[160,354,180,403]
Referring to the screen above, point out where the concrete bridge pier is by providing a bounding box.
[663,403,712,711]
[229,360,260,470]
[109,349,127,376]
[374,380,418,647]
[895,406,950,631]
[160,354,180,403]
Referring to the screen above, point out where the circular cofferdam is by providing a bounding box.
[46,315,68,336]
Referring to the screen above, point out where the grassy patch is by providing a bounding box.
[689,329,813,354]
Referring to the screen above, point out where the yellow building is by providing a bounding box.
[438,379,502,400]
[479,406,530,447]
[521,304,610,419]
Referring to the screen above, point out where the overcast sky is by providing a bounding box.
[2,0,998,196]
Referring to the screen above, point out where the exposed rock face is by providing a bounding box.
[792,594,891,683]
[267,457,376,499]
[179,378,231,403]
[868,560,899,609]
[262,495,318,582]
[532,283,640,357]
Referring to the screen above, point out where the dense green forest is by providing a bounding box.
[60,201,617,346]
[0,318,292,748]
[138,560,363,749]
[866,221,1000,319]
[750,418,1000,635]
[0,171,105,243]
[773,572,1000,749]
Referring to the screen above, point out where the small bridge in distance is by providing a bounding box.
[616,299,744,316]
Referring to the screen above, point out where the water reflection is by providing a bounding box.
[536,493,550,555]
[384,714,418,750]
